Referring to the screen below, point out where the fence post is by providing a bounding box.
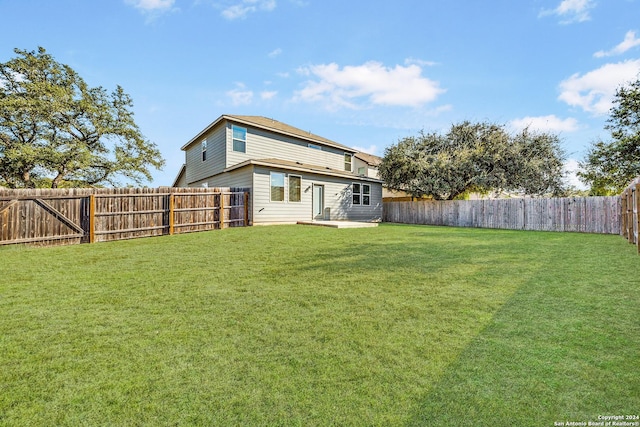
[636,184,640,254]
[244,191,249,226]
[89,194,96,243]
[623,190,627,239]
[219,191,225,229]
[169,193,175,235]
[624,188,635,243]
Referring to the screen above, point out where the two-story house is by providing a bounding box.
[173,115,383,224]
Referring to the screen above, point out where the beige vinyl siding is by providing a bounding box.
[354,158,367,176]
[252,166,382,224]
[367,166,379,179]
[252,166,310,223]
[226,124,348,171]
[185,125,227,184]
[174,171,187,187]
[353,157,380,179]
[189,167,253,189]
[344,181,383,221]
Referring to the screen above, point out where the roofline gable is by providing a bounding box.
[171,164,186,187]
[181,115,357,153]
[224,158,383,183]
[354,152,382,166]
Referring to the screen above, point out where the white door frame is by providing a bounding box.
[312,184,324,219]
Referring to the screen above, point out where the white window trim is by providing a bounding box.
[352,182,361,205]
[201,139,207,162]
[344,153,352,172]
[232,125,247,153]
[362,183,371,206]
[270,171,286,203]
[352,182,371,206]
[288,174,302,203]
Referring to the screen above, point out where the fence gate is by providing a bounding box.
[0,195,88,246]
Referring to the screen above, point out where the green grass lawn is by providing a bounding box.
[1,224,638,426]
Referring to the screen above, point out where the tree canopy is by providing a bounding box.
[378,121,566,200]
[0,47,164,188]
[579,76,640,195]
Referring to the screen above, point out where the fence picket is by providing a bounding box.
[0,187,250,247]
[383,196,622,235]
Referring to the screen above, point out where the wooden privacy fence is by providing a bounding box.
[620,179,640,253]
[0,187,250,247]
[383,196,621,234]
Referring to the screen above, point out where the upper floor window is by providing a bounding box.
[201,139,207,161]
[357,166,366,175]
[344,153,352,171]
[232,125,246,153]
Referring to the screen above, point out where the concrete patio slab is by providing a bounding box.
[296,220,379,228]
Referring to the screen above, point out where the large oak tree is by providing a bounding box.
[0,47,164,188]
[378,121,566,200]
[579,76,640,195]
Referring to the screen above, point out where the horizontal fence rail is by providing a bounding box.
[383,196,621,235]
[0,187,250,247]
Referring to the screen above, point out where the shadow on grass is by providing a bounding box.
[402,235,640,427]
[270,226,559,424]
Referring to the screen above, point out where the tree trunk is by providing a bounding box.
[22,170,35,188]
[51,172,64,189]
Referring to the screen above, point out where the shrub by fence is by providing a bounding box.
[383,196,621,235]
[0,187,250,247]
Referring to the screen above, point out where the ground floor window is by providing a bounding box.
[352,183,371,206]
[270,172,285,202]
[289,175,301,202]
[271,172,303,203]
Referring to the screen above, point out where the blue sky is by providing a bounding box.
[2,0,640,188]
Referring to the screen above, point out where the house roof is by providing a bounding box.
[224,158,383,183]
[181,115,356,153]
[354,152,382,166]
[172,164,186,187]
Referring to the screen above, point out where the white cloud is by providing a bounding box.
[125,0,177,20]
[563,158,587,189]
[558,59,640,115]
[294,61,445,110]
[594,30,640,58]
[539,0,595,24]
[268,48,282,58]
[221,0,276,20]
[509,115,579,133]
[260,90,277,100]
[351,145,378,155]
[125,0,175,11]
[226,83,253,105]
[404,57,438,67]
